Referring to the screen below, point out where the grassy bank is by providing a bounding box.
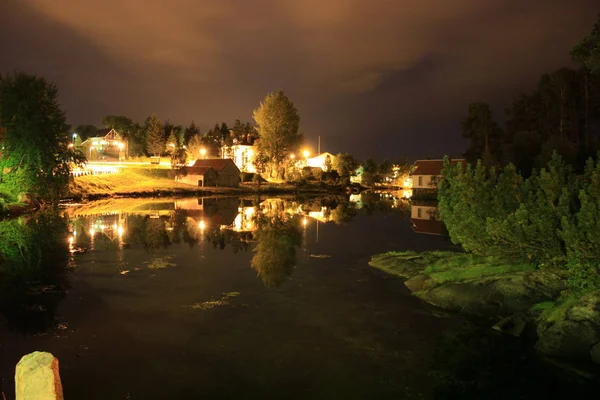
[369,250,536,284]
[68,168,342,199]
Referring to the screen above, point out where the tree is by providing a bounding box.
[253,90,303,179]
[145,114,165,156]
[378,159,393,182]
[186,134,204,163]
[462,102,504,165]
[166,129,178,154]
[250,215,302,287]
[184,121,201,145]
[571,14,600,75]
[571,15,600,153]
[333,153,359,179]
[0,72,85,200]
[72,124,98,142]
[101,115,134,133]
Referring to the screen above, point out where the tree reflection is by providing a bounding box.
[430,324,596,399]
[0,210,70,334]
[250,215,302,287]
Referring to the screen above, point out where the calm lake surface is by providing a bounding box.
[0,193,596,399]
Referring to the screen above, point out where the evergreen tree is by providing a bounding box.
[462,102,503,165]
[145,114,165,156]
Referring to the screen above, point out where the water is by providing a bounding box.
[0,194,596,399]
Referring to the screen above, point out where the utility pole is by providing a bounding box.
[318,136,320,155]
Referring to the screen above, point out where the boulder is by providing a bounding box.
[369,251,454,280]
[15,351,63,400]
[415,270,565,318]
[17,193,41,209]
[404,274,431,293]
[536,291,600,365]
[492,312,530,337]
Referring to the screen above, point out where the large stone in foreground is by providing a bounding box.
[415,270,565,318]
[15,351,63,400]
[536,291,600,365]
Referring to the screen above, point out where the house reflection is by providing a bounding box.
[410,203,448,235]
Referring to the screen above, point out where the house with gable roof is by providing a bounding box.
[410,159,466,190]
[178,158,240,187]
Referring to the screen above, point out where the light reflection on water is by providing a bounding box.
[4,194,593,398]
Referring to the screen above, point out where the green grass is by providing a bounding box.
[532,292,584,323]
[424,254,536,284]
[370,250,537,284]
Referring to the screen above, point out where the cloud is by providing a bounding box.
[4,0,599,159]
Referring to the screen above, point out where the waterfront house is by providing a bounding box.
[221,144,257,173]
[179,158,240,187]
[410,204,446,235]
[410,159,466,190]
[79,128,127,161]
[306,152,336,171]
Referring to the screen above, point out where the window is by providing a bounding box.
[417,207,422,218]
[418,176,423,186]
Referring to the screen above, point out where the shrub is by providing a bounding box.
[439,152,600,290]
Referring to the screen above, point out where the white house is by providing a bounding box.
[221,144,256,173]
[306,152,336,171]
[410,159,466,189]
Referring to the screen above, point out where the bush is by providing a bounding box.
[439,153,600,290]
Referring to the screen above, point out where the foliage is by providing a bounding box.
[0,72,85,200]
[462,102,504,165]
[250,215,302,287]
[439,153,600,290]
[333,153,359,179]
[0,210,70,334]
[560,156,600,289]
[145,113,165,156]
[72,124,98,142]
[186,134,204,163]
[570,14,600,74]
[253,90,303,179]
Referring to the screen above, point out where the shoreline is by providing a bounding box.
[368,250,600,378]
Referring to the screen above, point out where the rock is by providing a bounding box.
[369,251,455,280]
[17,193,41,209]
[536,291,600,364]
[415,270,565,318]
[404,274,431,293]
[492,313,529,337]
[590,343,600,364]
[15,351,63,400]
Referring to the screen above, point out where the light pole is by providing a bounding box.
[89,145,95,160]
[200,148,206,159]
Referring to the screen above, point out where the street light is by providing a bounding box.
[200,148,206,159]
[289,153,295,160]
[303,149,309,159]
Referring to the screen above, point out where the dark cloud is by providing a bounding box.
[1,0,598,159]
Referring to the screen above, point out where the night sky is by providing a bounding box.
[1,0,598,160]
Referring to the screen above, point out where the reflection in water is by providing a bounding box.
[67,193,410,287]
[431,324,597,399]
[251,214,302,287]
[410,201,447,236]
[0,210,70,334]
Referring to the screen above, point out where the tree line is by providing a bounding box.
[462,15,600,176]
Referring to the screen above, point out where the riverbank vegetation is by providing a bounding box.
[460,15,600,175]
[0,73,85,209]
[371,16,600,372]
